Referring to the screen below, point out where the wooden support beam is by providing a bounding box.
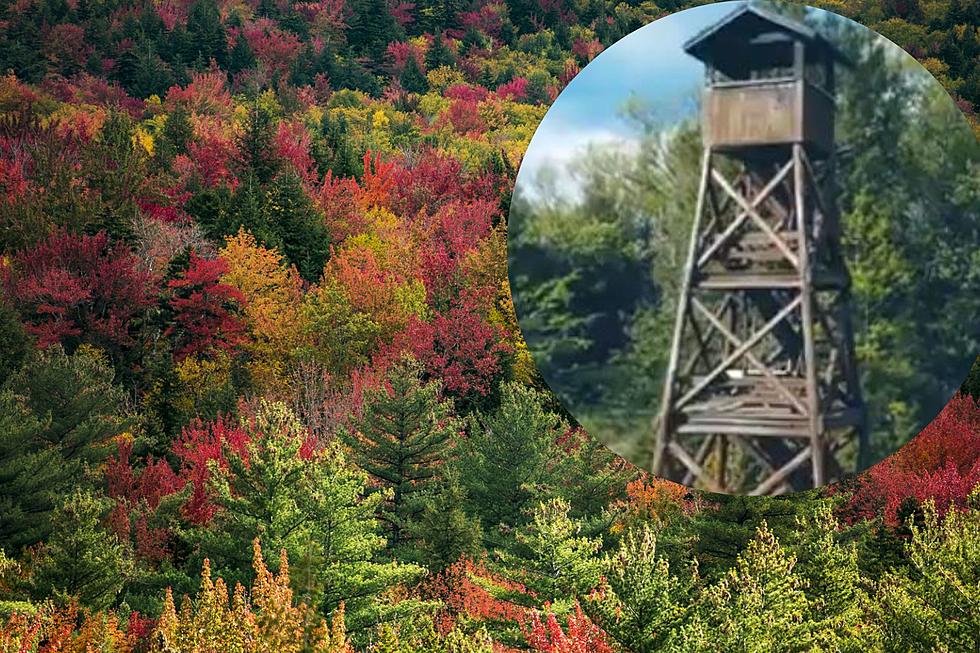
[711,168,801,270]
[794,143,824,488]
[697,158,794,269]
[750,444,812,496]
[653,147,713,474]
[682,435,716,487]
[800,148,837,238]
[697,274,802,290]
[681,296,732,377]
[677,422,812,437]
[689,296,808,415]
[668,441,723,493]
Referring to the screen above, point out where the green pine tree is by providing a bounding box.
[415,0,465,35]
[0,297,30,381]
[0,391,61,553]
[496,498,602,610]
[185,0,227,66]
[339,357,460,555]
[157,104,193,164]
[315,112,362,179]
[584,524,692,653]
[3,345,128,484]
[457,382,571,542]
[399,55,429,94]
[678,522,816,653]
[347,0,403,61]
[30,489,132,610]
[195,400,425,633]
[876,489,980,653]
[424,34,456,71]
[263,171,331,283]
[228,31,256,75]
[410,470,482,571]
[787,502,880,652]
[236,103,280,185]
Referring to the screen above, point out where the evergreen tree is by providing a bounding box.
[786,502,878,652]
[685,493,818,581]
[876,489,980,653]
[138,1,166,39]
[195,400,425,632]
[556,428,633,536]
[158,104,194,164]
[497,498,601,609]
[228,32,256,75]
[0,14,47,83]
[116,40,175,98]
[264,172,331,283]
[415,0,465,36]
[0,297,30,380]
[339,357,460,554]
[236,103,281,185]
[457,383,571,541]
[409,471,482,571]
[347,0,403,61]
[210,172,330,284]
[3,345,128,483]
[399,56,429,94]
[315,113,362,179]
[424,34,456,71]
[185,0,228,66]
[330,56,383,96]
[0,391,61,553]
[85,112,149,243]
[30,489,132,610]
[584,524,692,653]
[678,523,815,652]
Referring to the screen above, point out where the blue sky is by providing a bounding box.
[517,1,740,194]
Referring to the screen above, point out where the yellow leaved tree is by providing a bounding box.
[153,540,350,653]
[219,229,307,396]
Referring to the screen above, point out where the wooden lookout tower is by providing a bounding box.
[652,3,868,494]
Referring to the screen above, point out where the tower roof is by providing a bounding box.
[683,3,851,68]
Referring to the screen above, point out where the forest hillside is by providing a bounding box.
[0,0,978,651]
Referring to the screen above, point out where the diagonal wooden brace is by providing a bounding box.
[697,159,795,269]
[711,168,801,269]
[691,297,809,416]
[668,441,723,493]
[749,444,812,496]
[676,295,803,410]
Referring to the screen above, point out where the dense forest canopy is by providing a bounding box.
[0,0,977,651]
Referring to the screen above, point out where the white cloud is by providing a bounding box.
[517,127,640,202]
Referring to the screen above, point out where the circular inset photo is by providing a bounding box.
[508,0,980,494]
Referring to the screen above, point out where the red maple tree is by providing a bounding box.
[171,415,252,525]
[165,253,247,360]
[523,604,613,653]
[1,229,156,355]
[842,392,980,526]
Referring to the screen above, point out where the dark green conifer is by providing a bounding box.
[339,357,460,554]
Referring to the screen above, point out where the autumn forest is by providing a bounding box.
[0,0,979,651]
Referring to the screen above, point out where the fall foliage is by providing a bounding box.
[0,0,978,652]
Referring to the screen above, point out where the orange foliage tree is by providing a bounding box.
[219,229,306,395]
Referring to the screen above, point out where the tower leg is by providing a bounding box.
[794,143,825,487]
[653,147,713,475]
